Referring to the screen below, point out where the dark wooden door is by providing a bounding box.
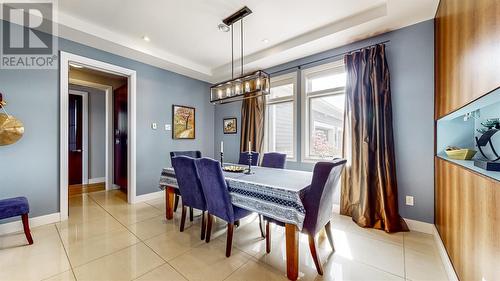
[114,85,128,192]
[68,94,83,185]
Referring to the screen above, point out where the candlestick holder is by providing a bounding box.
[220,152,224,168]
[244,151,253,174]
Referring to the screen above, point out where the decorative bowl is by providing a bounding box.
[445,148,477,160]
[223,165,246,173]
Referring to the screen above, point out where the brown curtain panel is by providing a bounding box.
[340,44,408,233]
[240,94,266,153]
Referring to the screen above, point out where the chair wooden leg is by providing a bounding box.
[200,211,206,240]
[205,214,213,243]
[325,221,335,252]
[308,234,324,275]
[189,207,194,222]
[258,215,265,238]
[180,205,187,232]
[226,223,234,257]
[21,214,33,245]
[266,221,271,253]
[173,194,179,212]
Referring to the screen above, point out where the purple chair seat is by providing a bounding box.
[261,152,287,169]
[0,197,29,220]
[195,157,258,257]
[171,156,207,240]
[233,206,253,221]
[0,196,33,244]
[264,159,347,275]
[170,151,202,219]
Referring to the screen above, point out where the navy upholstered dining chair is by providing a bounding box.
[171,156,207,240]
[194,157,258,257]
[238,151,260,166]
[261,152,287,169]
[264,159,347,275]
[170,151,202,220]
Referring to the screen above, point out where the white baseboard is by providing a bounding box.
[433,226,459,281]
[403,218,434,234]
[88,177,105,184]
[134,190,164,203]
[0,212,60,235]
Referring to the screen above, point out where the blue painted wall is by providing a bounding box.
[214,20,435,223]
[0,21,214,220]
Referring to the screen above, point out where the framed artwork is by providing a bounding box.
[172,105,195,139]
[223,117,237,134]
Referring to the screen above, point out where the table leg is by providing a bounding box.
[285,223,299,280]
[165,187,175,220]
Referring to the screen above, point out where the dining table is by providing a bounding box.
[158,164,313,280]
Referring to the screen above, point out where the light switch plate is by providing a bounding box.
[151,123,157,130]
[165,124,171,131]
[405,196,414,206]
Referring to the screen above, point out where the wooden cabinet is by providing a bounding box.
[435,0,500,279]
[435,0,500,119]
[435,158,500,281]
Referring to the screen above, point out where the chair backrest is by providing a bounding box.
[302,159,347,235]
[194,157,235,222]
[238,152,260,166]
[261,152,287,169]
[171,156,206,211]
[170,150,202,161]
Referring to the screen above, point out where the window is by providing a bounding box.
[301,60,346,161]
[265,72,297,160]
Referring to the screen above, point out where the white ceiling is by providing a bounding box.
[55,0,439,83]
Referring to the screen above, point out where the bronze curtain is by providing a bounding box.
[240,94,266,153]
[340,44,408,233]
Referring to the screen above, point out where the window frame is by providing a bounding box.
[300,60,346,163]
[265,71,297,161]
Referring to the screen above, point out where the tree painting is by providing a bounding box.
[173,105,195,139]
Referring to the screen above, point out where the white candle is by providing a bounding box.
[220,141,224,153]
[248,141,251,152]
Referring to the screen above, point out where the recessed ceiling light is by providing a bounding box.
[261,39,269,44]
[69,63,84,68]
[218,23,230,32]
[142,35,151,42]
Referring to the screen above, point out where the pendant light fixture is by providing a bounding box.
[210,7,270,104]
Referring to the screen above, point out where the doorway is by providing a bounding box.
[60,52,137,221]
[67,90,88,186]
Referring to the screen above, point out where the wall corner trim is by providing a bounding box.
[134,191,164,204]
[0,212,61,235]
[403,218,434,234]
[433,226,459,281]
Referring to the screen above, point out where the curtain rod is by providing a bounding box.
[269,40,390,76]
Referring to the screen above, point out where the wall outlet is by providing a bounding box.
[406,196,414,206]
[165,124,171,131]
[151,123,157,130]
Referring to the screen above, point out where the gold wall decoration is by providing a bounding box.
[0,113,24,146]
[0,93,25,146]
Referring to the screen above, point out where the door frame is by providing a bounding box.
[60,51,137,221]
[69,79,116,191]
[68,89,89,185]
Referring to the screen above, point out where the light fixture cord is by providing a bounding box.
[241,18,244,76]
[231,23,234,79]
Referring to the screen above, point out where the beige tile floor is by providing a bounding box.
[0,190,449,281]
